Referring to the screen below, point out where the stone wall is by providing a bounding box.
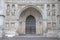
[0,0,60,37]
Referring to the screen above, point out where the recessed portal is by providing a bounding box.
[18,7,42,35]
[26,15,36,34]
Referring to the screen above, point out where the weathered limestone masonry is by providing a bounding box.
[0,0,5,37]
[0,0,60,37]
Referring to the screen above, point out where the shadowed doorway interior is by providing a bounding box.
[26,15,36,34]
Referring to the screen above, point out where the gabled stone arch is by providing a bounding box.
[18,6,43,23]
[19,6,43,18]
[17,6,43,35]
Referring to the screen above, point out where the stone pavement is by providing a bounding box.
[0,36,60,40]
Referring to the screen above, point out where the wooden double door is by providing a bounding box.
[26,15,36,34]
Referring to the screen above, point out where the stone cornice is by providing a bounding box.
[5,1,59,6]
[5,0,58,2]
[5,0,58,4]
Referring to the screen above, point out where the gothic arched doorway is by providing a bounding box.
[17,7,43,35]
[26,15,36,34]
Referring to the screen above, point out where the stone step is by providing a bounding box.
[0,36,59,40]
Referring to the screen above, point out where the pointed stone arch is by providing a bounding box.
[17,6,43,35]
[19,6,43,18]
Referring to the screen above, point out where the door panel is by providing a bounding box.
[26,15,36,34]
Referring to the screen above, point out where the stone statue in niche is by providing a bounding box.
[11,4,15,16]
[47,22,53,32]
[6,4,10,16]
[52,4,55,16]
[47,4,50,16]
[52,22,56,30]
